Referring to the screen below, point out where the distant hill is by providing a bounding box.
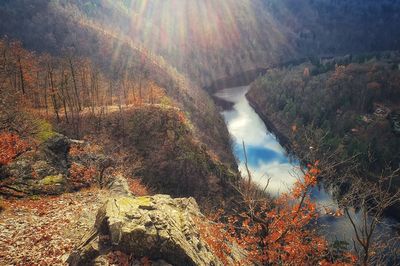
[0,0,399,166]
[1,0,400,87]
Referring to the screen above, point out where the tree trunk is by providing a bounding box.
[17,57,25,94]
[48,66,60,123]
[69,57,81,111]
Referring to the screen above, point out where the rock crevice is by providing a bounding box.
[68,193,228,266]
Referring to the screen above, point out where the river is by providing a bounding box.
[214,85,398,245]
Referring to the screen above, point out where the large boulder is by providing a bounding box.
[0,134,112,197]
[68,193,244,265]
[7,133,71,177]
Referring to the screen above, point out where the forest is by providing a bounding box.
[1,0,400,265]
[248,53,400,174]
[211,54,400,265]
[1,0,400,87]
[247,53,400,239]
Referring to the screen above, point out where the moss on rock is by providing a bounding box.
[69,194,246,266]
[39,174,64,186]
[34,119,56,142]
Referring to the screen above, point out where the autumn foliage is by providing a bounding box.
[235,163,356,264]
[0,132,29,166]
[105,251,151,266]
[198,163,357,265]
[195,212,238,265]
[68,162,97,189]
[128,178,150,196]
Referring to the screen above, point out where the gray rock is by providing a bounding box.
[68,194,245,266]
[6,159,32,180]
[32,160,58,177]
[1,134,74,196]
[106,175,132,196]
[42,134,71,157]
[39,134,71,171]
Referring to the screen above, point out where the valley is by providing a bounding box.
[1,0,400,265]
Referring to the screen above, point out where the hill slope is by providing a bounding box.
[0,0,236,168]
[247,54,400,218]
[2,0,400,87]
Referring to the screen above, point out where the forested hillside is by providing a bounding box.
[1,0,400,87]
[0,38,242,210]
[247,53,400,215]
[1,1,400,265]
[0,17,243,262]
[0,0,236,167]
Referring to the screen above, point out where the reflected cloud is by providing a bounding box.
[216,86,302,195]
[215,85,398,246]
[244,160,302,196]
[216,86,286,155]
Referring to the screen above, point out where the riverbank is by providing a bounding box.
[246,94,292,151]
[213,86,302,194]
[214,85,400,262]
[245,85,400,222]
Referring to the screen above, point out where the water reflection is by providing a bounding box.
[214,85,398,245]
[215,86,301,195]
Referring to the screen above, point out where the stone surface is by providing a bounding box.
[68,192,243,266]
[32,160,58,177]
[0,134,112,197]
[39,133,71,171]
[0,134,71,196]
[106,175,132,196]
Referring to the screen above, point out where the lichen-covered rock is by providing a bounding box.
[106,175,132,196]
[32,160,59,177]
[0,131,120,197]
[68,194,243,266]
[0,134,112,197]
[0,134,71,196]
[38,174,64,185]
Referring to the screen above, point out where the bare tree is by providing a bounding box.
[46,57,60,123]
[68,55,82,111]
[289,124,400,264]
[341,169,400,266]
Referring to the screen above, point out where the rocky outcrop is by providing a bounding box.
[0,134,71,196]
[106,175,132,196]
[126,106,238,206]
[68,183,245,265]
[0,134,112,197]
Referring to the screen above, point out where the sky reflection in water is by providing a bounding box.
[214,85,398,243]
[215,86,301,195]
